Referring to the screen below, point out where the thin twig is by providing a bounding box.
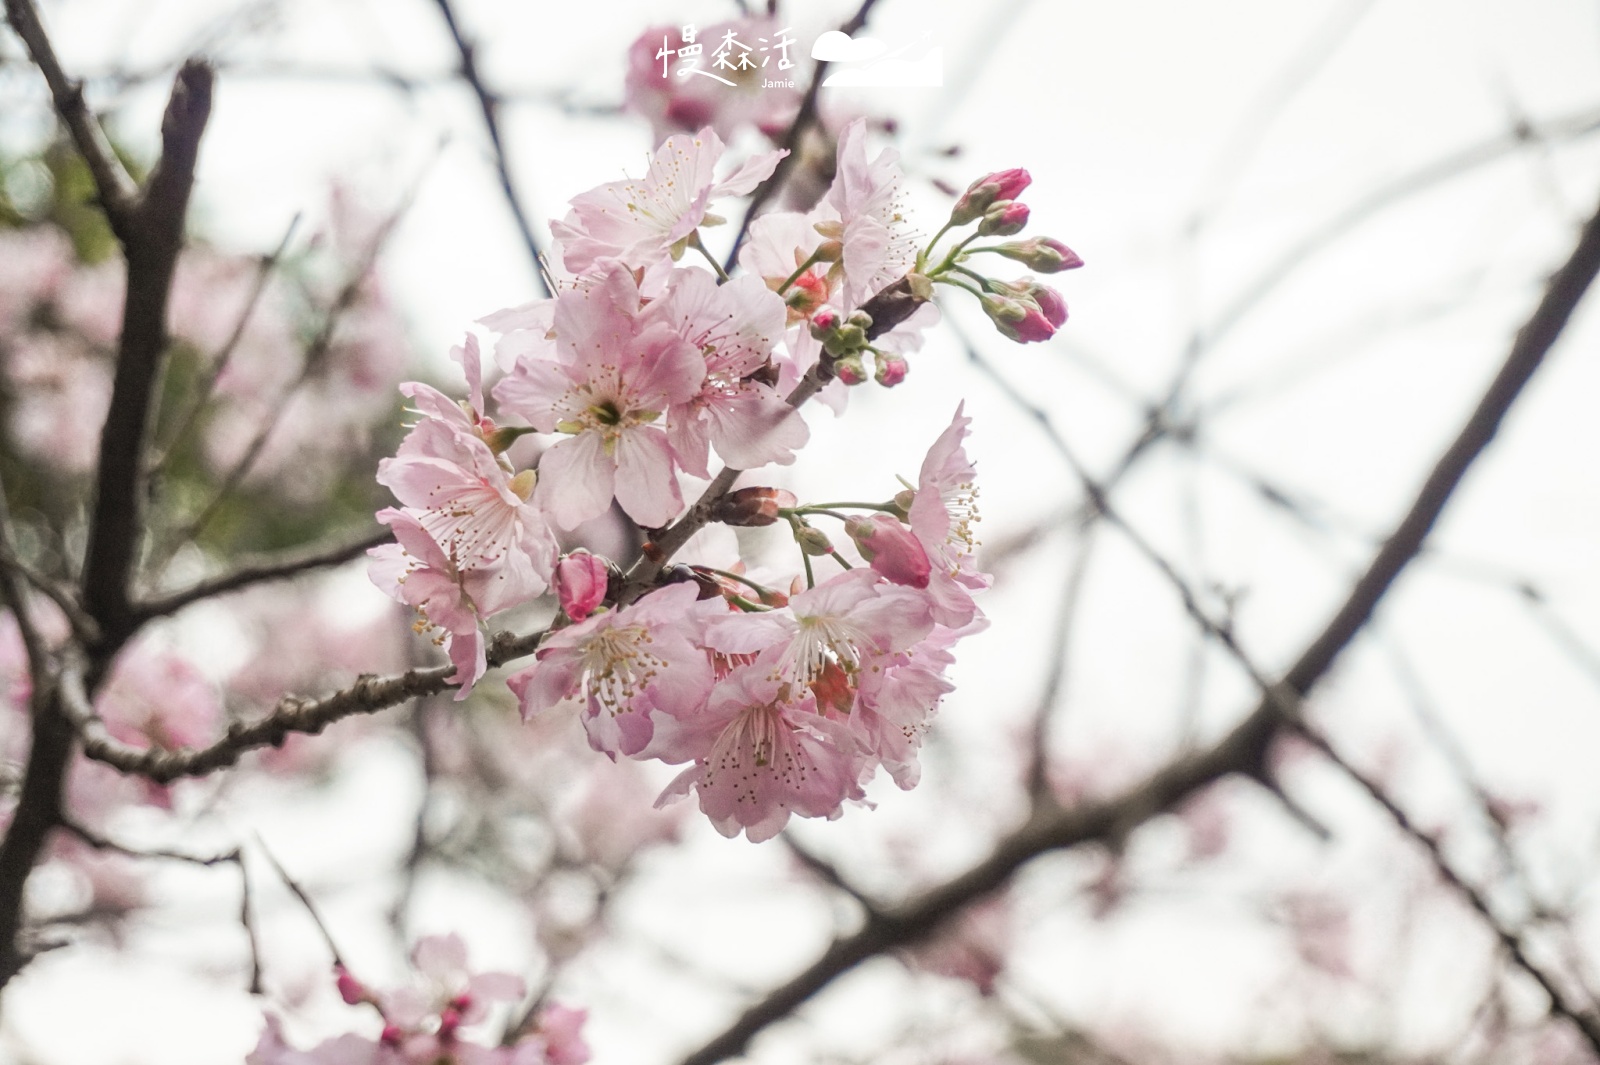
[2,0,137,229]
[430,0,552,297]
[135,526,390,621]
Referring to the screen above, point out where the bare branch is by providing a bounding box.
[66,626,547,784]
[430,0,552,297]
[2,0,137,228]
[81,58,215,648]
[135,526,390,621]
[673,179,1600,1065]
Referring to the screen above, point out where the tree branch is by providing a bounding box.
[134,527,390,621]
[673,180,1600,1065]
[2,0,137,229]
[430,0,552,297]
[66,626,547,784]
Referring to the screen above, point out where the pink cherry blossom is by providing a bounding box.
[369,508,487,696]
[653,649,867,842]
[506,583,716,758]
[555,552,610,621]
[649,269,807,475]
[824,118,919,312]
[550,127,785,274]
[908,404,989,628]
[493,264,705,529]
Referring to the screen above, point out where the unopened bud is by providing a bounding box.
[335,966,367,1006]
[846,310,874,332]
[831,353,869,384]
[712,486,798,527]
[485,424,539,455]
[556,551,611,620]
[823,324,868,356]
[977,200,1030,237]
[949,168,1032,226]
[814,239,844,262]
[892,488,916,517]
[795,525,834,555]
[809,308,841,337]
[874,352,909,387]
[845,514,931,588]
[991,236,1083,273]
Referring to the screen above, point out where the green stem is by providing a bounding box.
[776,247,826,295]
[689,232,731,282]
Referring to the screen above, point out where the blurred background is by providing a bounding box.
[3,0,1600,1062]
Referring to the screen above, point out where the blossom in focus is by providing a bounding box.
[494,264,706,529]
[550,127,786,275]
[506,583,716,758]
[907,403,989,628]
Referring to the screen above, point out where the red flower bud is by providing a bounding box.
[711,486,798,527]
[845,514,931,588]
[977,201,1030,237]
[950,168,1033,226]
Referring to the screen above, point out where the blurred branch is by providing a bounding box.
[430,0,552,298]
[1291,720,1600,1046]
[134,526,390,621]
[167,199,404,556]
[66,625,548,784]
[674,177,1600,1065]
[2,0,137,229]
[147,214,302,479]
[721,0,885,274]
[0,42,214,990]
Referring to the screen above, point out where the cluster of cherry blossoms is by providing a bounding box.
[251,934,588,1065]
[368,119,1079,841]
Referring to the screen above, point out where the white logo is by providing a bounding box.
[812,29,943,88]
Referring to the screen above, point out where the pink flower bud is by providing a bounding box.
[380,1024,405,1047]
[980,293,1057,344]
[438,1006,462,1039]
[845,514,931,588]
[993,236,1083,273]
[557,552,611,620]
[1030,282,1068,328]
[977,201,1030,237]
[809,307,840,335]
[950,168,1032,226]
[831,353,869,384]
[335,965,367,1006]
[874,352,909,387]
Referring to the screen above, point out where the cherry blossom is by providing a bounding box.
[549,127,785,275]
[908,404,989,628]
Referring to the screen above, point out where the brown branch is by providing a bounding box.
[2,0,137,229]
[430,0,552,297]
[720,0,885,274]
[674,180,1600,1065]
[617,364,830,602]
[134,526,390,621]
[67,626,547,784]
[1289,720,1600,1048]
[81,58,215,648]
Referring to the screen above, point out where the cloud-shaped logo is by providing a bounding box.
[810,30,889,64]
[813,30,943,88]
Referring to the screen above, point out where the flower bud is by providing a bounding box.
[846,310,874,332]
[814,239,844,262]
[991,236,1083,273]
[808,308,841,337]
[845,514,931,588]
[831,353,869,385]
[977,201,1030,237]
[795,525,835,555]
[335,965,367,1006]
[556,551,611,620]
[822,324,867,357]
[892,488,916,517]
[874,352,909,387]
[1030,282,1068,329]
[949,168,1032,226]
[980,293,1057,344]
[711,486,797,527]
